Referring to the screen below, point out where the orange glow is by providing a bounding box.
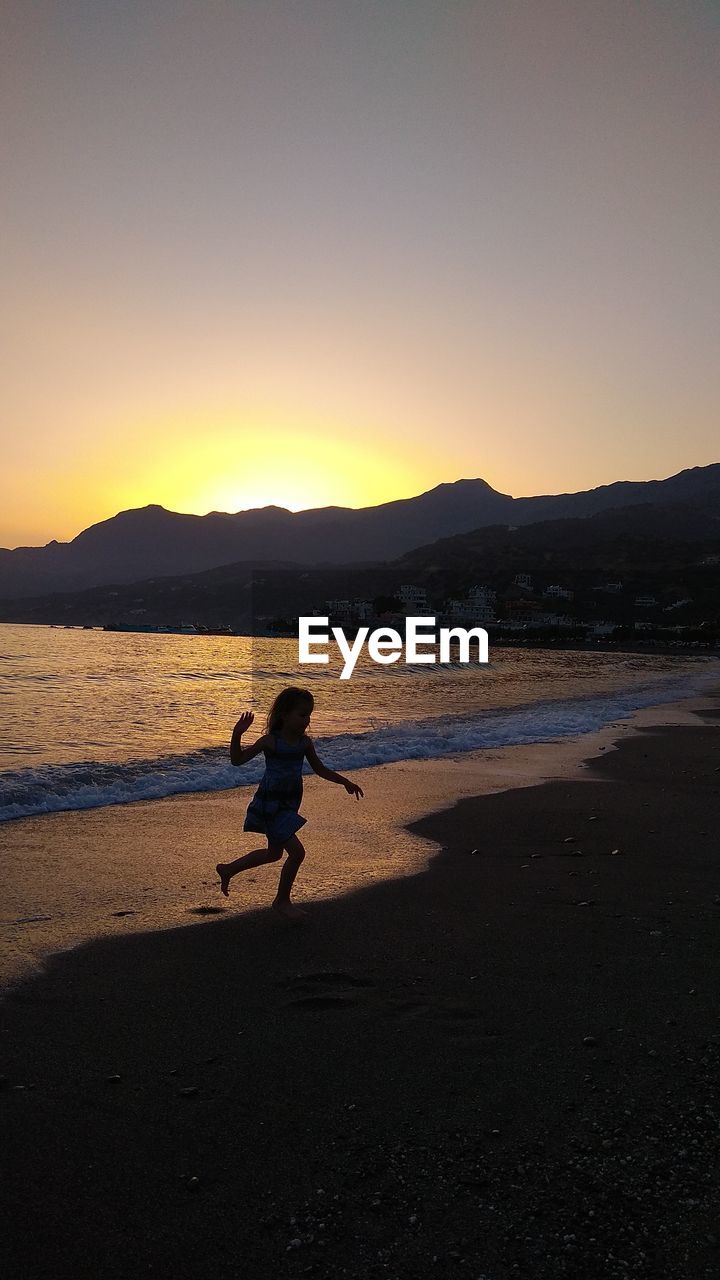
[118,410,440,516]
[1,408,448,547]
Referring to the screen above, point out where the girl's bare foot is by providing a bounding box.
[216,863,231,897]
[272,899,306,921]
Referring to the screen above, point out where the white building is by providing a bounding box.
[531,612,574,628]
[447,599,495,624]
[500,610,573,629]
[326,599,352,620]
[398,584,428,610]
[664,597,692,612]
[468,585,497,606]
[543,584,574,601]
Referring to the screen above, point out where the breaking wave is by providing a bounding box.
[0,673,713,823]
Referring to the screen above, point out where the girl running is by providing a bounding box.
[216,687,363,919]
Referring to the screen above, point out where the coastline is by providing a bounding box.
[2,692,720,1276]
[0,690,713,991]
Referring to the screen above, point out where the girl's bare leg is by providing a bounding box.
[272,835,306,919]
[217,843,283,896]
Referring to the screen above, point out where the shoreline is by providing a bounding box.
[2,698,720,1275]
[3,619,719,659]
[1,689,715,992]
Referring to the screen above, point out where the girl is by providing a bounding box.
[216,686,364,919]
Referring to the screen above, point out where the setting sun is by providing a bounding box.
[67,407,448,535]
[177,422,439,516]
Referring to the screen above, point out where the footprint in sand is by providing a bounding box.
[431,999,486,1026]
[286,994,359,1010]
[283,971,376,1011]
[397,995,500,1038]
[288,970,376,989]
[285,972,376,993]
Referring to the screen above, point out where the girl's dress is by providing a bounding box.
[243,733,308,842]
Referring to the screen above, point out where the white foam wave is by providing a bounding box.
[0,674,713,823]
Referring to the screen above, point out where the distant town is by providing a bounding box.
[253,565,720,650]
[3,484,719,653]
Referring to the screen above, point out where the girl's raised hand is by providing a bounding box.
[343,779,364,800]
[235,710,255,735]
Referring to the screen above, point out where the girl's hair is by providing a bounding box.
[266,686,314,733]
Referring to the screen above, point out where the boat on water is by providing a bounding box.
[101,622,244,635]
[103,622,198,634]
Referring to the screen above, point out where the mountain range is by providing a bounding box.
[2,464,720,601]
[1,470,719,630]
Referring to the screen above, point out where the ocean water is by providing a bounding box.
[0,622,717,822]
[1,622,718,989]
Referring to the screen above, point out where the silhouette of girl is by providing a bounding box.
[216,687,363,918]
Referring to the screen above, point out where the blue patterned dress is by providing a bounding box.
[243,733,309,842]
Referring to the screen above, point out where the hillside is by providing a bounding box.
[2,464,719,598]
[1,492,719,631]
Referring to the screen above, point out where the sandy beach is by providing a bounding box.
[0,695,706,991]
[3,695,720,1278]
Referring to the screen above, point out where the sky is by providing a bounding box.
[1,0,718,549]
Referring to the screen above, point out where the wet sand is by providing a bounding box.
[2,698,720,1278]
[0,696,705,990]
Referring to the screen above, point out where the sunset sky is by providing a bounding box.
[2,0,718,549]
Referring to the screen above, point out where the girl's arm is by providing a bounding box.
[305,739,364,799]
[230,712,270,767]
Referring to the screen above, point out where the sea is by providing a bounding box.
[1,622,718,988]
[1,622,718,822]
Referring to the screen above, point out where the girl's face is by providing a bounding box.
[284,700,313,736]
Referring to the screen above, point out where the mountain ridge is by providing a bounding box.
[2,464,719,598]
[1,489,720,630]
